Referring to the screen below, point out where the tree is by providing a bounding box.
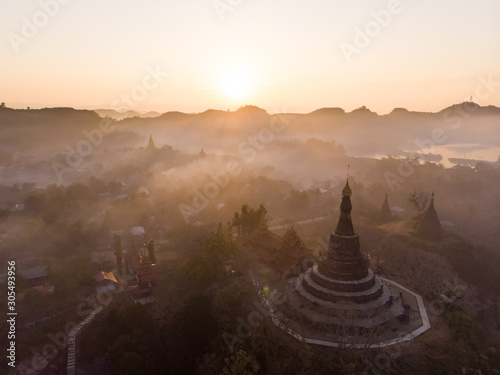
[408,187,430,217]
[187,230,238,290]
[112,351,144,375]
[287,189,309,209]
[220,350,260,375]
[82,305,163,374]
[231,204,267,235]
[49,256,94,299]
[65,182,97,209]
[446,312,474,341]
[0,102,5,108]
[375,235,455,299]
[107,180,123,195]
[165,294,219,374]
[24,192,46,214]
[89,176,107,194]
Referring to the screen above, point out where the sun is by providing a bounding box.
[221,68,253,102]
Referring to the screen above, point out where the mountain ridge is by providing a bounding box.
[2,102,499,119]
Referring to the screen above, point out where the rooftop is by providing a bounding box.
[95,271,118,284]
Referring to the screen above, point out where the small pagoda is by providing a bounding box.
[378,193,393,223]
[415,193,442,240]
[247,218,311,275]
[146,135,156,151]
[280,226,309,260]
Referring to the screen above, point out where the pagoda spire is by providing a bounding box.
[280,225,308,258]
[335,179,354,236]
[428,192,436,212]
[253,214,271,238]
[147,135,156,151]
[319,173,368,280]
[415,192,442,240]
[378,193,393,223]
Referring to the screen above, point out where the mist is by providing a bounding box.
[1,102,500,373]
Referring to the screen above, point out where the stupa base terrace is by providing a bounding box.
[268,277,430,348]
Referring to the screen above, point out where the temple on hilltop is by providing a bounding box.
[280,226,309,260]
[269,179,431,347]
[146,135,156,151]
[378,193,393,223]
[415,193,442,240]
[240,217,312,276]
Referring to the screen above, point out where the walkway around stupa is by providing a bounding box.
[252,275,431,348]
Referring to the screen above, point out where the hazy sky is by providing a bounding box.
[1,0,500,114]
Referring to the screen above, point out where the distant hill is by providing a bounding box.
[0,106,100,125]
[437,102,500,116]
[0,106,101,131]
[157,111,192,120]
[93,109,161,120]
[0,106,105,154]
[1,102,499,159]
[308,107,346,117]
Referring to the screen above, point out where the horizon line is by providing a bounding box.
[1,101,496,117]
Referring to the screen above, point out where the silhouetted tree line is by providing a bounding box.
[231,203,267,235]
